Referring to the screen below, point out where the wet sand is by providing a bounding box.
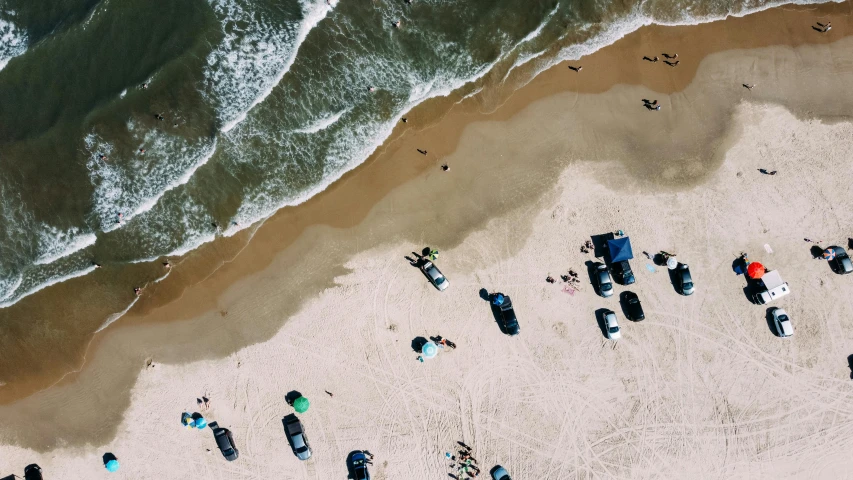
[1,0,853,463]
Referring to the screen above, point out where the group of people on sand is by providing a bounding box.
[546,269,581,285]
[448,442,479,479]
[644,52,680,67]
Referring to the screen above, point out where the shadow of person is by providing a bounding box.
[405,255,422,267]
[812,25,825,32]
[411,336,428,352]
[285,390,303,406]
[479,288,490,301]
[810,245,825,259]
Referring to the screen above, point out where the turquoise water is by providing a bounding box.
[0,0,829,309]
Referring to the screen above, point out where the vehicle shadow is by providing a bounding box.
[281,414,298,449]
[742,280,762,305]
[487,294,506,332]
[765,307,780,337]
[594,308,610,339]
[585,260,600,293]
[667,266,679,294]
[0,474,15,480]
[285,391,302,406]
[846,354,853,379]
[411,336,428,352]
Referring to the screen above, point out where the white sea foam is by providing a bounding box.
[294,109,349,134]
[85,128,217,231]
[96,297,139,333]
[0,265,98,309]
[34,226,98,265]
[165,231,218,257]
[0,16,27,72]
[206,0,336,133]
[0,275,22,302]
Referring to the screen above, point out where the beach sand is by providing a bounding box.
[4,3,853,479]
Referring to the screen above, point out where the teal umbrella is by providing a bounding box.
[293,396,310,413]
[421,341,439,359]
[105,459,120,472]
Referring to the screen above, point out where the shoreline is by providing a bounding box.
[2,0,853,450]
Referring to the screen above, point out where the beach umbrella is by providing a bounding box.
[823,248,836,260]
[421,341,439,359]
[293,396,310,413]
[492,293,504,306]
[746,262,765,279]
[105,459,120,472]
[666,256,678,270]
[194,416,208,429]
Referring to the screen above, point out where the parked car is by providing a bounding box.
[351,451,371,480]
[491,465,512,480]
[595,264,614,298]
[772,308,794,337]
[490,293,520,336]
[283,414,312,460]
[675,264,695,295]
[827,246,853,275]
[611,260,636,285]
[752,270,789,304]
[213,426,239,461]
[603,310,621,340]
[622,291,645,321]
[24,465,43,480]
[420,261,449,291]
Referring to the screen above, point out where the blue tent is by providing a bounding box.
[607,237,634,263]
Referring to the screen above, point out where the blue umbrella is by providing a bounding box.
[421,341,439,359]
[492,294,504,306]
[105,459,120,472]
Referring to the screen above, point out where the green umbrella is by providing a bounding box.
[293,396,310,413]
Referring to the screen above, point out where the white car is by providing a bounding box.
[420,261,449,291]
[603,310,621,340]
[772,308,794,337]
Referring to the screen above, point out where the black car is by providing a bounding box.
[827,246,853,275]
[213,426,239,461]
[351,452,371,480]
[24,465,43,480]
[611,260,636,285]
[490,293,520,336]
[622,291,645,321]
[674,264,695,295]
[283,414,312,460]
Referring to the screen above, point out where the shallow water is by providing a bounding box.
[0,0,834,323]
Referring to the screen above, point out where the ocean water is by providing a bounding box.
[0,0,833,312]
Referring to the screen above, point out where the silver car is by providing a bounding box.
[420,261,449,291]
[603,310,621,340]
[772,308,794,337]
[596,264,614,298]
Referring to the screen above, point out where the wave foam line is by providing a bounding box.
[131,138,218,218]
[294,108,349,134]
[96,297,139,333]
[0,17,27,72]
[0,265,98,309]
[34,230,98,265]
[220,0,337,133]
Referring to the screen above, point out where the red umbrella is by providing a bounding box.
[747,262,765,279]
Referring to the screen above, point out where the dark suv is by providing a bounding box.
[283,414,312,460]
[490,293,520,336]
[213,426,239,461]
[611,260,635,285]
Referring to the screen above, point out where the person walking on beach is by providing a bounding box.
[568,65,582,72]
[417,148,427,155]
[441,164,450,171]
[662,53,678,59]
[325,390,334,397]
[743,83,755,91]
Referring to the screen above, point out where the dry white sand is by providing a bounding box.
[5,40,853,479]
